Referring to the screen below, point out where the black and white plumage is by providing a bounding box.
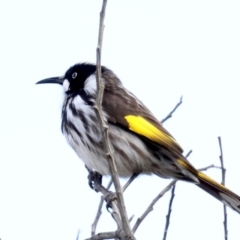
[37,62,240,214]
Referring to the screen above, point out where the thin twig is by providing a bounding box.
[76,229,80,240]
[162,185,175,240]
[92,180,113,236]
[162,150,192,240]
[92,196,104,236]
[161,96,183,123]
[129,215,134,223]
[218,137,226,185]
[185,149,192,158]
[95,1,134,239]
[218,136,228,240]
[198,164,221,172]
[85,231,117,240]
[162,152,221,240]
[132,180,177,233]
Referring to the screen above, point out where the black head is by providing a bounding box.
[36,63,98,94]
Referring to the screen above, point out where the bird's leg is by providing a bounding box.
[86,166,139,210]
[123,173,139,192]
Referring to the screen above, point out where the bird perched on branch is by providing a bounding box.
[37,62,240,214]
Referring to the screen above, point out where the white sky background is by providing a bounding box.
[0,0,240,239]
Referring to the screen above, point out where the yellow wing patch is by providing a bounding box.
[125,115,180,150]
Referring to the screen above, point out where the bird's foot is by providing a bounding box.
[88,171,102,192]
[105,191,117,211]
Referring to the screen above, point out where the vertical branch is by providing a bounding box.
[95,1,134,239]
[162,150,192,240]
[76,229,80,240]
[162,185,175,240]
[218,137,228,240]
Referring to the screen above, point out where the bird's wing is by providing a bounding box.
[102,80,183,157]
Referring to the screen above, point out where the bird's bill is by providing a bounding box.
[36,77,63,85]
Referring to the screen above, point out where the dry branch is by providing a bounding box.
[132,180,177,233]
[129,215,135,223]
[76,229,80,240]
[162,185,175,240]
[218,136,228,240]
[161,96,183,123]
[86,170,123,236]
[85,231,117,240]
[131,160,220,238]
[161,150,192,239]
[92,180,113,236]
[95,1,134,239]
[185,150,192,158]
[198,164,221,172]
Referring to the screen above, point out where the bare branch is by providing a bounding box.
[129,215,134,223]
[198,164,222,172]
[76,229,80,240]
[162,150,192,239]
[85,231,117,240]
[185,149,192,158]
[218,137,226,185]
[161,96,183,123]
[95,1,134,239]
[92,196,104,236]
[218,136,228,240]
[155,95,187,239]
[87,171,123,234]
[162,185,176,240]
[92,180,113,236]
[132,180,177,233]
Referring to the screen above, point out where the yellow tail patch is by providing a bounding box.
[177,159,227,190]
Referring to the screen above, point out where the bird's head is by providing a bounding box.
[36,63,98,95]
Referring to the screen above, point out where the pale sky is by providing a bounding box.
[1,0,240,239]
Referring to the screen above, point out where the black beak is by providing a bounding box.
[36,77,63,85]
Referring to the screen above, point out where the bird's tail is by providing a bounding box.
[177,159,240,214]
[196,171,240,213]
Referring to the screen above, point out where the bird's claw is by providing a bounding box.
[105,192,117,212]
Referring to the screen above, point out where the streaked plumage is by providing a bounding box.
[37,62,240,214]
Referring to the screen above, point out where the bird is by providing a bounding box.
[36,62,240,214]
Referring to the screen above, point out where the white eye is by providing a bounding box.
[72,72,77,79]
